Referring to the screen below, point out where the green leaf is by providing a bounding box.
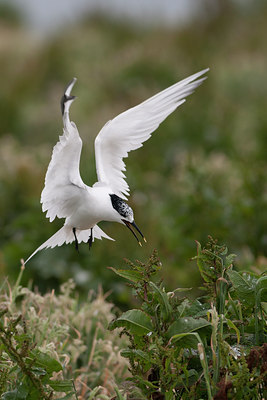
[177,299,190,317]
[48,379,74,392]
[225,254,236,268]
[109,309,153,336]
[1,391,21,400]
[187,300,210,318]
[261,302,267,314]
[121,349,153,364]
[173,287,192,293]
[114,387,127,400]
[1,387,27,400]
[167,317,211,339]
[87,387,102,399]
[108,267,143,283]
[31,366,47,376]
[179,369,199,386]
[227,270,255,306]
[256,276,267,302]
[226,318,240,344]
[28,350,62,374]
[194,241,216,283]
[149,281,172,320]
[127,376,158,389]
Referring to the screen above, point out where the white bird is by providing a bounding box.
[25,68,209,263]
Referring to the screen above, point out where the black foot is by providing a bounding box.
[88,228,93,250]
[73,228,79,252]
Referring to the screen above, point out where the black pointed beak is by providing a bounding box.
[122,220,146,246]
[61,77,77,115]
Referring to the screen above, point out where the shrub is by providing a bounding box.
[109,237,267,399]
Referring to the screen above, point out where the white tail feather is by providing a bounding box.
[77,225,114,243]
[25,225,114,264]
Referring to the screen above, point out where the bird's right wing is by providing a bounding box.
[41,78,88,222]
[94,68,209,199]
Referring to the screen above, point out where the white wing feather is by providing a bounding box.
[94,68,209,199]
[41,115,87,222]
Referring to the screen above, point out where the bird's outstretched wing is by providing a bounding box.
[41,78,87,222]
[94,68,209,199]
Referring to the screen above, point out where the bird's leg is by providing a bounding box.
[73,227,79,252]
[88,228,93,250]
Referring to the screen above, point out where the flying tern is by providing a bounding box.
[25,68,209,263]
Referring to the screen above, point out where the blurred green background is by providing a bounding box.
[0,0,266,306]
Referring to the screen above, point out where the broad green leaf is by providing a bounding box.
[108,267,142,283]
[227,270,255,306]
[256,288,267,308]
[1,391,23,400]
[28,350,62,374]
[109,309,153,336]
[1,382,28,400]
[150,281,171,320]
[179,369,199,386]
[187,300,210,318]
[256,276,267,302]
[167,317,211,339]
[2,384,39,400]
[168,332,201,347]
[177,299,190,317]
[29,387,49,400]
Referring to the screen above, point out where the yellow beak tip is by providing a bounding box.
[138,241,142,247]
[143,237,147,243]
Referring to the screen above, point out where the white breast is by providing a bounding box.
[65,185,121,230]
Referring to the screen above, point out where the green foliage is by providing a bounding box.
[0,265,129,399]
[109,239,267,399]
[0,238,266,398]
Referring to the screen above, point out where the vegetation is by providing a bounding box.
[0,264,129,399]
[0,1,267,304]
[0,237,266,398]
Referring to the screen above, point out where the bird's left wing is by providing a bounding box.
[41,78,88,222]
[94,68,209,199]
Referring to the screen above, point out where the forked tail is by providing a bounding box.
[24,225,114,264]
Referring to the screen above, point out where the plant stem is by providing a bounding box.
[214,275,226,385]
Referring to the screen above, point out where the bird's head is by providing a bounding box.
[61,77,77,115]
[109,194,146,246]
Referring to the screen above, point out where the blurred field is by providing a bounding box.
[0,1,266,306]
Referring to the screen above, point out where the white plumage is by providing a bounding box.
[25,68,209,263]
